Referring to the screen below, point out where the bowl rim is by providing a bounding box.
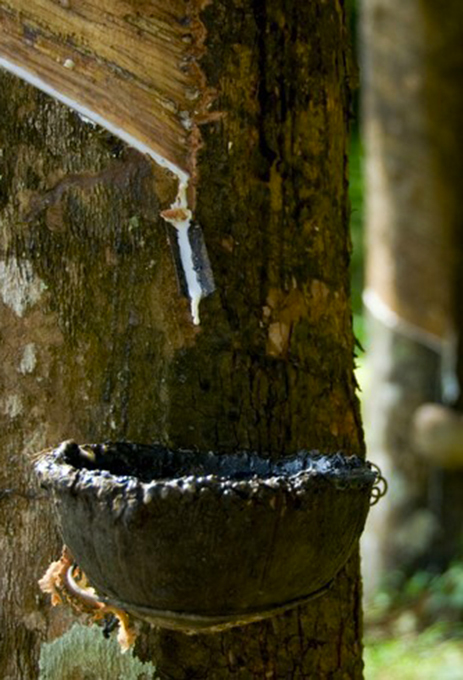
[35,441,377,504]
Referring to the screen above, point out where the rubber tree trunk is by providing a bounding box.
[0,1,365,678]
[361,0,463,595]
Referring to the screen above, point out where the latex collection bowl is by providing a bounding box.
[35,442,376,632]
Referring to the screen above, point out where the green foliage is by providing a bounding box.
[368,562,463,627]
[427,563,463,615]
[365,625,463,680]
[365,564,463,679]
[402,563,463,622]
[39,624,157,680]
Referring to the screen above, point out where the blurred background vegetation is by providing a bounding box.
[347,0,463,677]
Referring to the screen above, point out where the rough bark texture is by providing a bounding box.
[0,1,364,677]
[361,0,463,593]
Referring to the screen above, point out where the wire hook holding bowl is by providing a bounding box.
[369,462,388,506]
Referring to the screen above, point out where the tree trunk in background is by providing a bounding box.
[0,1,365,678]
[361,0,463,595]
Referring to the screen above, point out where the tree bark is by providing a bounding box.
[0,1,364,677]
[361,0,463,592]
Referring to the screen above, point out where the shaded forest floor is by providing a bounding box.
[363,566,463,678]
[365,625,463,680]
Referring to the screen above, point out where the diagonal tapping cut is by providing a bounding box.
[0,0,217,324]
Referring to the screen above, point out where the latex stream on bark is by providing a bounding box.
[0,55,215,325]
